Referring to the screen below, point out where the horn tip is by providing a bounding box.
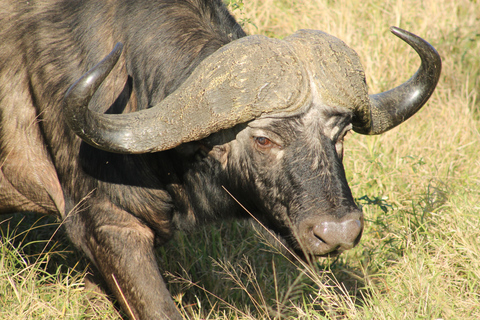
[389,26,412,39]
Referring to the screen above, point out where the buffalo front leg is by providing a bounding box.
[65,202,181,320]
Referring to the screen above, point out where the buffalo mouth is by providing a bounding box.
[295,248,342,262]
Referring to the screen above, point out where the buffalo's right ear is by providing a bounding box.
[209,144,230,169]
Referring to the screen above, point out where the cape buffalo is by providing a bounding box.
[0,0,440,319]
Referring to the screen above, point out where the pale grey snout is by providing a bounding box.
[313,218,363,251]
[298,211,364,256]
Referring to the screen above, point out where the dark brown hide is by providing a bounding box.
[0,1,439,319]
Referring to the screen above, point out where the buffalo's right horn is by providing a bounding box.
[63,36,311,154]
[353,27,442,135]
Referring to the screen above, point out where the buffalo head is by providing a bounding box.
[63,27,441,258]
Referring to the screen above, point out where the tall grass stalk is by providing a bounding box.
[1,0,479,318]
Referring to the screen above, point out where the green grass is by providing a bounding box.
[0,214,120,319]
[1,0,480,318]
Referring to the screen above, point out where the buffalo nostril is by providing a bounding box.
[312,218,363,251]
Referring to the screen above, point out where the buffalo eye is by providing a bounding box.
[253,136,276,149]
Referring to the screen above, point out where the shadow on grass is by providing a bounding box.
[1,213,369,319]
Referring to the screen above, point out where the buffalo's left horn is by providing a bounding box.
[353,27,441,134]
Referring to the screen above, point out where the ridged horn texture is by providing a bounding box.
[63,36,311,154]
[64,27,441,154]
[356,27,442,135]
[283,29,373,121]
[283,27,441,136]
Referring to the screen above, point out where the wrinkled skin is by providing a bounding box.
[214,104,363,258]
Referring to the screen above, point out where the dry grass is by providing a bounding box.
[1,0,480,319]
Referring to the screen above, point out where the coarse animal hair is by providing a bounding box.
[0,0,440,319]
